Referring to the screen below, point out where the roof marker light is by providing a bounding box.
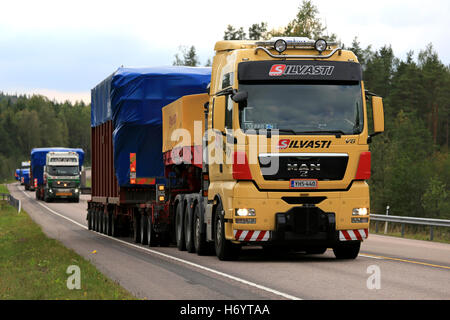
[314,39,328,53]
[274,39,287,53]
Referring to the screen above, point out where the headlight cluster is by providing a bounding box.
[352,208,368,216]
[235,208,256,216]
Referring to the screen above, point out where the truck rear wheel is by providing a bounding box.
[214,203,240,261]
[193,206,213,256]
[184,204,195,253]
[175,202,186,251]
[333,241,361,259]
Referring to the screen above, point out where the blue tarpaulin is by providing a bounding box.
[30,148,85,185]
[91,66,211,187]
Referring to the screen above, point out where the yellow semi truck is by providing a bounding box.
[163,37,384,260]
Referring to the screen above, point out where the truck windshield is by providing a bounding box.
[48,166,79,176]
[238,82,364,135]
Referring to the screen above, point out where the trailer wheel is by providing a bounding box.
[103,212,109,234]
[193,205,213,256]
[133,212,141,243]
[99,211,104,233]
[93,210,98,231]
[140,214,148,245]
[214,203,240,261]
[184,204,195,253]
[147,216,158,247]
[175,202,186,251]
[333,241,361,259]
[105,212,109,235]
[111,214,118,237]
[87,210,93,230]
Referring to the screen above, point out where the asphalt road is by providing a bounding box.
[8,182,450,300]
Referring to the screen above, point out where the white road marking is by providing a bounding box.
[18,187,302,300]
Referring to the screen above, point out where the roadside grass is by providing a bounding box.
[0,184,10,194]
[0,200,136,300]
[370,221,450,244]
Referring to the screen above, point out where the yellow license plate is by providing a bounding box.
[56,192,72,196]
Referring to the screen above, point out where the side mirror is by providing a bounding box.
[231,90,248,103]
[372,96,384,134]
[213,96,225,132]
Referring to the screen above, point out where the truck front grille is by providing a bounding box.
[51,181,78,188]
[259,153,348,181]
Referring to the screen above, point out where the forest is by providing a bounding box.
[0,94,90,181]
[0,0,448,219]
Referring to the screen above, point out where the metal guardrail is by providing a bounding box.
[0,192,21,213]
[371,214,450,240]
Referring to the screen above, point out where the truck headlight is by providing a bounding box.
[352,208,368,216]
[75,188,79,194]
[235,208,256,216]
[49,189,53,193]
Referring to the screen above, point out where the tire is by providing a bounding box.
[133,212,141,243]
[184,203,195,253]
[147,215,157,247]
[333,241,361,259]
[87,210,93,230]
[193,205,212,256]
[214,203,240,261]
[93,210,98,232]
[141,214,148,245]
[111,214,118,237]
[175,202,186,251]
[99,211,104,234]
[105,212,111,236]
[102,211,108,234]
[35,189,39,200]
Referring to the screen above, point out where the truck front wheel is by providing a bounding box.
[333,241,361,259]
[214,203,240,261]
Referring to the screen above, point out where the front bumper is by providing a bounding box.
[228,181,370,245]
[48,188,80,198]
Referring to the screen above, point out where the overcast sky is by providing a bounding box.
[1,0,449,103]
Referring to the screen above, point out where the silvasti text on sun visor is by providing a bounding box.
[238,60,362,82]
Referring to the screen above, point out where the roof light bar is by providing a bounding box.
[256,37,337,52]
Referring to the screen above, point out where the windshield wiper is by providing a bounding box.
[296,130,346,138]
